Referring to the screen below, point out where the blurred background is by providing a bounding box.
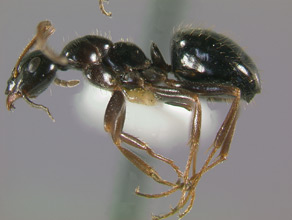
[0,0,291,220]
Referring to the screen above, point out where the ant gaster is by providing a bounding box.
[5,21,261,219]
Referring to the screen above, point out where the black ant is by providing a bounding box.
[5,21,261,219]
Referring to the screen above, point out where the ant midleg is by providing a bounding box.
[132,87,203,219]
[183,94,201,181]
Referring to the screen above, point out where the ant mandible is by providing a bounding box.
[5,21,261,219]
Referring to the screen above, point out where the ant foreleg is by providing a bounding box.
[22,95,55,122]
[120,132,183,178]
[104,90,178,187]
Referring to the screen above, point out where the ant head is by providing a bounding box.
[5,50,57,111]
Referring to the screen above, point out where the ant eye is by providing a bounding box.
[28,57,41,73]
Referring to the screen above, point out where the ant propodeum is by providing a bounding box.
[5,21,261,219]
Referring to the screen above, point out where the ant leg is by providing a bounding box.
[54,78,80,87]
[171,86,241,219]
[104,90,177,187]
[147,85,241,219]
[167,97,201,219]
[169,91,240,219]
[99,0,112,16]
[151,187,195,220]
[178,189,196,219]
[204,103,239,173]
[125,92,201,199]
[22,95,55,122]
[135,184,181,199]
[145,87,202,219]
[164,82,242,178]
[197,87,241,177]
[120,133,183,178]
[151,87,202,180]
[154,91,239,220]
[184,95,201,180]
[167,166,201,220]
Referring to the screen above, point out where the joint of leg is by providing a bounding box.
[150,172,162,182]
[220,154,228,161]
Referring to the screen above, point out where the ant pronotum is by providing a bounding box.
[5,21,261,219]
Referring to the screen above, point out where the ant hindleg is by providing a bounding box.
[141,85,240,220]
[198,86,241,176]
[178,86,241,219]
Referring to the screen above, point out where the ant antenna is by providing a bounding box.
[12,21,68,79]
[99,0,112,16]
[34,21,68,66]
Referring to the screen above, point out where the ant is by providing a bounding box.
[5,21,260,219]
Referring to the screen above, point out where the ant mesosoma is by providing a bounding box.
[5,21,261,219]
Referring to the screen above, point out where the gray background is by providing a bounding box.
[0,0,291,220]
